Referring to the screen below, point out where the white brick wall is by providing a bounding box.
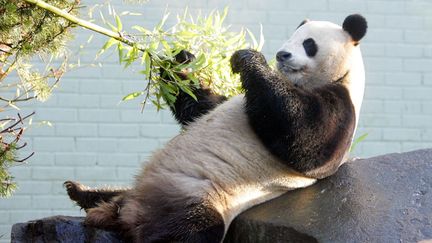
[1,0,432,241]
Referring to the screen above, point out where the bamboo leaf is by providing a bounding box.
[122,91,143,101]
[115,15,123,31]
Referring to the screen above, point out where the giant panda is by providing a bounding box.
[65,14,367,243]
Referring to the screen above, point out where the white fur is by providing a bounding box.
[277,20,365,125]
[131,96,317,234]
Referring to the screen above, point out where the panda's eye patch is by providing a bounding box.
[303,38,318,57]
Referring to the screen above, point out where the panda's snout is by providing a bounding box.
[276,51,292,62]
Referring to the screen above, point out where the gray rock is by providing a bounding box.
[225,149,432,243]
[11,216,123,243]
[11,149,432,242]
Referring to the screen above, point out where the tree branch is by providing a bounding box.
[23,0,143,50]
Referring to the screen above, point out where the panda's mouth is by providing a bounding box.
[287,66,303,73]
[278,63,304,74]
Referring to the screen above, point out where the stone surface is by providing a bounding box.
[11,216,123,243]
[11,149,432,243]
[225,149,432,243]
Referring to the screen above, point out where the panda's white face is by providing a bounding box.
[277,21,359,87]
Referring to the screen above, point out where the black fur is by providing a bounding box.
[64,181,127,210]
[133,199,225,243]
[342,14,367,43]
[164,50,227,126]
[303,38,318,57]
[231,49,355,179]
[297,19,309,29]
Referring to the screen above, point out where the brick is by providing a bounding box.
[34,108,77,122]
[382,128,422,141]
[227,11,267,24]
[405,30,432,44]
[359,114,402,127]
[33,137,75,152]
[56,123,98,137]
[25,124,56,136]
[140,124,180,138]
[365,29,404,43]
[404,59,432,72]
[367,1,405,14]
[364,86,402,100]
[361,100,384,113]
[27,152,55,166]
[385,72,422,86]
[328,0,366,12]
[364,57,403,72]
[0,225,12,241]
[385,44,423,58]
[76,138,118,152]
[288,0,327,10]
[55,78,79,93]
[384,100,421,114]
[121,109,162,123]
[78,109,121,122]
[161,110,178,124]
[403,115,432,127]
[405,1,432,15]
[354,127,382,141]
[32,167,74,180]
[32,196,75,209]
[117,167,139,181]
[402,142,432,152]
[385,16,423,29]
[422,102,432,114]
[117,138,160,153]
[360,141,401,158]
[361,43,386,57]
[403,87,432,100]
[100,95,128,108]
[97,153,140,166]
[75,166,117,181]
[267,12,305,25]
[247,0,288,10]
[421,129,432,141]
[57,94,99,108]
[56,153,97,166]
[365,72,385,85]
[207,0,247,9]
[79,80,123,94]
[0,212,10,224]
[9,167,32,180]
[424,73,432,85]
[98,124,140,137]
[9,210,51,223]
[0,196,31,209]
[15,181,52,195]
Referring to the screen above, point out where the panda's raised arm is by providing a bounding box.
[231,49,355,177]
[162,50,227,127]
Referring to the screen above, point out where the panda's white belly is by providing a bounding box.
[135,95,316,227]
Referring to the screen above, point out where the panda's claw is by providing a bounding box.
[230,49,265,73]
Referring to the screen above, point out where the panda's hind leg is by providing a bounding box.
[64,181,129,210]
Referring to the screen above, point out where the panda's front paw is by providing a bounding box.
[230,49,266,73]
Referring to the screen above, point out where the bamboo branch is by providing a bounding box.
[23,0,141,50]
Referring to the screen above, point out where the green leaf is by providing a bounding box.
[115,15,123,31]
[122,91,143,101]
[97,38,118,56]
[350,133,369,152]
[179,83,197,101]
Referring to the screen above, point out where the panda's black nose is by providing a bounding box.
[276,51,292,62]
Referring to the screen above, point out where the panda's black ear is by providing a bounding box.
[342,14,367,43]
[296,19,309,29]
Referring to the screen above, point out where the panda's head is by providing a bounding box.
[276,14,367,87]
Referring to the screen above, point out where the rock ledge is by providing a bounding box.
[12,149,432,243]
